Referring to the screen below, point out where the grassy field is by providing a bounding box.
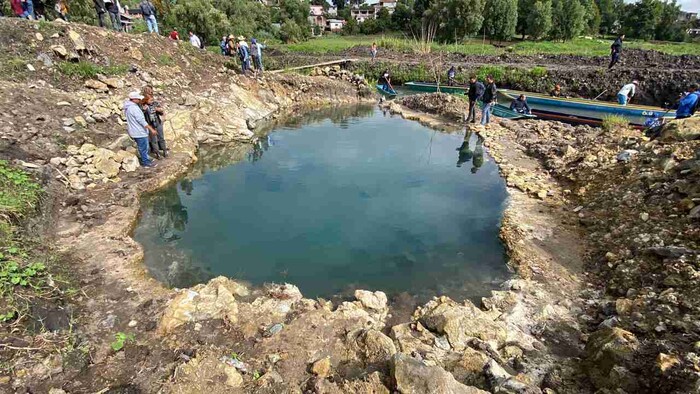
[278,35,700,57]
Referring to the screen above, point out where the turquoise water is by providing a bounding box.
[134,106,510,302]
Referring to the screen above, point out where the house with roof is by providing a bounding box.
[309,5,326,29]
[350,0,396,22]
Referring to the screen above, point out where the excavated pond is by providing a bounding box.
[134,106,510,301]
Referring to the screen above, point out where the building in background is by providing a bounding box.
[350,0,396,22]
[326,19,345,32]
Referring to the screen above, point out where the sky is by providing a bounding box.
[625,0,700,12]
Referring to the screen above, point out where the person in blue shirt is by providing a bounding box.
[676,84,699,119]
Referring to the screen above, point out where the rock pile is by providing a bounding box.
[50,143,139,190]
[311,65,369,89]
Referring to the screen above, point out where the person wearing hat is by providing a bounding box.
[617,80,638,106]
[124,91,157,168]
[237,37,251,74]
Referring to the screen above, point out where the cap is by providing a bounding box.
[633,80,639,85]
[129,91,144,100]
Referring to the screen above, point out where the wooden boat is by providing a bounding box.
[403,82,468,95]
[498,89,675,127]
[482,103,537,120]
[376,84,397,97]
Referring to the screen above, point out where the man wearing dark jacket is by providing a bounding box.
[466,75,484,123]
[510,94,531,114]
[608,34,624,69]
[93,0,106,27]
[480,75,497,126]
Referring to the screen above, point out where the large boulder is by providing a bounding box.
[659,117,700,142]
[391,353,488,394]
[158,276,244,334]
[419,300,508,350]
[584,327,639,391]
[355,290,388,311]
[347,328,397,366]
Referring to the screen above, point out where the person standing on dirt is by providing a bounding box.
[124,91,158,168]
[466,75,484,123]
[188,31,201,48]
[447,66,456,86]
[142,85,168,159]
[237,37,251,75]
[608,34,624,70]
[93,0,107,27]
[371,42,378,62]
[251,38,265,75]
[139,0,158,34]
[617,80,638,106]
[105,0,122,31]
[480,75,497,126]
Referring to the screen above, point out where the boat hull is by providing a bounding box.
[376,84,397,97]
[403,82,468,95]
[498,89,674,127]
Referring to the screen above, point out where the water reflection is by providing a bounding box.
[456,129,485,174]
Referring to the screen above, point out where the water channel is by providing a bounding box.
[134,105,510,302]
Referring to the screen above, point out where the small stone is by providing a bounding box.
[537,189,548,200]
[26,64,35,72]
[640,212,649,221]
[68,30,86,52]
[74,116,87,127]
[51,33,60,38]
[35,32,44,41]
[63,126,75,133]
[51,45,68,58]
[63,118,75,127]
[657,353,680,373]
[311,357,331,378]
[128,320,137,327]
[85,79,109,92]
[223,365,243,387]
[56,101,71,107]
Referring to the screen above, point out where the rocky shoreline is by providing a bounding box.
[1,17,698,394]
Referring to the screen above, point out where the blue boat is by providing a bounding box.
[480,102,537,120]
[376,84,397,97]
[498,89,675,127]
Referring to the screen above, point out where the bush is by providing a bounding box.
[602,115,629,132]
[56,61,128,78]
[0,161,41,220]
[280,21,306,43]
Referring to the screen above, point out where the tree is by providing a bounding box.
[343,17,359,34]
[426,0,486,42]
[517,0,535,39]
[526,0,552,39]
[165,0,231,45]
[621,0,662,40]
[391,0,415,32]
[280,20,306,43]
[212,0,272,38]
[596,0,624,35]
[376,7,392,32]
[333,0,347,10]
[483,0,518,42]
[580,0,600,35]
[550,0,585,40]
[655,0,686,41]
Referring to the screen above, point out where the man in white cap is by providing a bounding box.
[617,80,638,106]
[124,91,157,168]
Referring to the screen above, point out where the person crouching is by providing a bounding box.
[124,91,158,168]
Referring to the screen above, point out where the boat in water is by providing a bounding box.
[376,84,397,97]
[498,89,675,127]
[403,82,468,95]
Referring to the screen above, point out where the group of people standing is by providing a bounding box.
[123,86,168,169]
[465,74,498,126]
[219,35,266,76]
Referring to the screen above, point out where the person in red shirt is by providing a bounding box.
[169,29,179,40]
[11,0,25,16]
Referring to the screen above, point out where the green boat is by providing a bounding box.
[482,103,537,120]
[403,82,468,95]
[376,84,397,97]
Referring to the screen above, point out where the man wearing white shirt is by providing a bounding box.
[189,31,201,48]
[617,80,638,106]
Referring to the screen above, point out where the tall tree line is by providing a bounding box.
[388,0,690,42]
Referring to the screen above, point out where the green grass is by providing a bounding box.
[157,54,175,66]
[56,61,129,78]
[278,35,700,57]
[602,115,630,132]
[0,161,41,220]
